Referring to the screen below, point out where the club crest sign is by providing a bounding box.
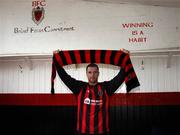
[32,0,46,25]
[14,0,75,34]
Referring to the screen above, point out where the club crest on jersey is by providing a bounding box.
[32,6,44,25]
[98,90,103,96]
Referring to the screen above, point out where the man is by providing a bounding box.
[52,49,140,135]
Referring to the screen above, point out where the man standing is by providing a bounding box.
[51,49,140,135]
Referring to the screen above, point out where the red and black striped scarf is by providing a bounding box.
[51,49,140,93]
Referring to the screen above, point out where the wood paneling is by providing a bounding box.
[0,105,180,135]
[0,57,180,93]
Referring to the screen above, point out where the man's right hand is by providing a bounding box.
[121,48,130,54]
[53,50,60,54]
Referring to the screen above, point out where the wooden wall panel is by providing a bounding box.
[0,56,180,93]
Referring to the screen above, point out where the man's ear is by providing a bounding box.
[86,70,88,76]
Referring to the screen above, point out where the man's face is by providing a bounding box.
[86,66,99,85]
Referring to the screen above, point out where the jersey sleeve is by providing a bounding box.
[54,58,85,95]
[103,68,126,96]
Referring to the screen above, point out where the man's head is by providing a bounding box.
[86,63,99,86]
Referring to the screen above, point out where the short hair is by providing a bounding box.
[86,63,99,71]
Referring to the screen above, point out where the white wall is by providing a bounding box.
[1,1,180,93]
[0,0,180,54]
[0,56,180,93]
[178,13,180,47]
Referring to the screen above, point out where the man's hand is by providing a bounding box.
[120,48,130,54]
[53,49,60,54]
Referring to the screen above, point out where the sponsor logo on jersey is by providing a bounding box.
[84,98,103,105]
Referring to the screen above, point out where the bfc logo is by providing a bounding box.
[32,0,46,25]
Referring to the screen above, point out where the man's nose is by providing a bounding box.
[90,73,95,77]
[92,73,96,76]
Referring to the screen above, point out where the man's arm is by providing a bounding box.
[103,68,125,96]
[54,60,85,95]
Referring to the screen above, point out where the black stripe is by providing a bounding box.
[118,52,126,66]
[53,56,58,66]
[79,50,86,63]
[125,59,131,65]
[100,50,106,64]
[126,67,135,75]
[54,57,62,69]
[102,85,107,133]
[90,50,96,63]
[79,87,87,133]
[94,85,99,134]
[59,51,67,65]
[69,50,76,64]
[86,88,92,134]
[110,51,117,65]
[126,77,140,92]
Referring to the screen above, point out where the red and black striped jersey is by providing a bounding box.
[51,49,140,134]
[54,65,126,134]
[77,84,109,134]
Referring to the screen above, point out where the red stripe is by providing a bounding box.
[105,50,112,64]
[95,50,101,63]
[74,50,81,64]
[97,85,103,134]
[0,94,76,106]
[54,53,64,66]
[89,87,95,134]
[1,93,180,106]
[114,51,122,65]
[121,53,129,68]
[63,51,72,65]
[85,50,91,63]
[110,93,180,106]
[125,72,136,83]
[81,87,90,133]
[125,64,133,72]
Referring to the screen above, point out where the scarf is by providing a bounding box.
[51,49,140,94]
